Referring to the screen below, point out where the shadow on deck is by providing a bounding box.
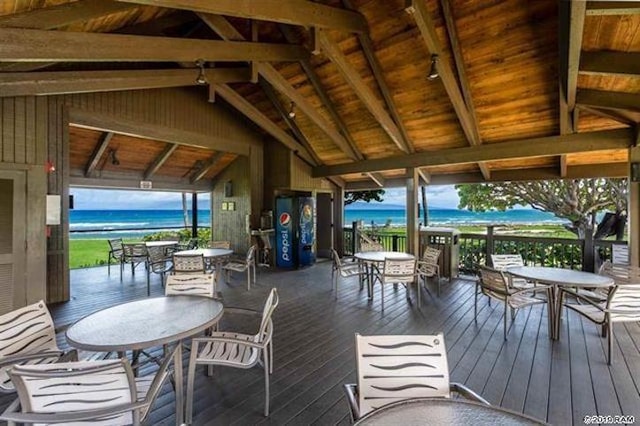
[5,262,640,425]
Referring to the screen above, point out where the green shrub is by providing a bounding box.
[143,228,211,247]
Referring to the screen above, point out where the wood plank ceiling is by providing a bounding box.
[0,0,638,189]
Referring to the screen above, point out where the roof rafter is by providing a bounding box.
[577,89,640,113]
[144,143,178,180]
[586,2,640,15]
[84,132,114,177]
[191,152,225,183]
[313,128,634,177]
[580,51,640,77]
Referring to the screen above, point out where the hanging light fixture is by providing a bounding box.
[427,54,439,81]
[195,59,208,85]
[288,101,296,119]
[109,149,120,166]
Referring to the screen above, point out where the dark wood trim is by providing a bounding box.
[116,0,368,33]
[313,128,634,177]
[586,2,640,15]
[70,173,213,192]
[367,172,385,187]
[144,143,178,180]
[576,105,637,126]
[580,51,640,77]
[84,132,113,177]
[577,89,640,113]
[0,28,308,62]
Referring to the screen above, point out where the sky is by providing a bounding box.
[69,186,460,210]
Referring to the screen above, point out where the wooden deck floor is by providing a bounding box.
[4,262,640,425]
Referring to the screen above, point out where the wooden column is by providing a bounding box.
[629,146,640,267]
[406,168,419,255]
[333,187,345,256]
[191,192,198,238]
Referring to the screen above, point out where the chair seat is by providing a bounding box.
[223,262,249,272]
[575,288,608,302]
[341,264,364,278]
[135,375,153,401]
[196,332,259,367]
[510,277,534,290]
[508,293,546,309]
[566,302,606,323]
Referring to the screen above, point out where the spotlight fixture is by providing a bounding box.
[195,59,208,85]
[427,54,439,81]
[109,149,120,166]
[288,102,296,119]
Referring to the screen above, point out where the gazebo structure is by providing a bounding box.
[0,1,638,304]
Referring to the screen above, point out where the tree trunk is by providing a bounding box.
[181,192,190,228]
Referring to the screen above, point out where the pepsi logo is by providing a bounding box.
[279,212,291,226]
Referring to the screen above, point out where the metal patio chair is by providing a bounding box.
[331,248,367,300]
[172,253,206,274]
[222,245,257,291]
[491,254,533,290]
[186,288,279,421]
[477,266,549,340]
[146,246,173,296]
[0,346,178,426]
[417,246,441,296]
[562,283,640,364]
[360,241,384,252]
[107,238,124,276]
[208,240,231,249]
[122,243,149,281]
[377,257,419,310]
[165,273,216,299]
[343,333,488,422]
[0,301,77,394]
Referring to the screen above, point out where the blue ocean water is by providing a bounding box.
[70,208,565,239]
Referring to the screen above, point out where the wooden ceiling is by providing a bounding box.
[0,0,638,189]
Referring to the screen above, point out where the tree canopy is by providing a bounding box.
[455,179,627,238]
[344,189,385,206]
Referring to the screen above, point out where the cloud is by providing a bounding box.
[70,188,210,210]
[377,186,460,208]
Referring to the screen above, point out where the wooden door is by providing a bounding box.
[316,192,333,258]
[0,170,26,314]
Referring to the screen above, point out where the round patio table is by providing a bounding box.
[354,251,415,299]
[354,398,547,425]
[507,266,614,340]
[66,296,224,425]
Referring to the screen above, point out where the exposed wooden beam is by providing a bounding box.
[586,2,640,15]
[437,0,490,180]
[84,132,114,177]
[567,2,586,111]
[417,169,431,185]
[71,173,212,192]
[367,173,385,187]
[259,77,321,166]
[191,152,225,183]
[0,68,252,97]
[116,0,367,33]
[317,30,409,154]
[213,84,315,165]
[344,162,628,189]
[577,105,637,126]
[0,28,308,62]
[0,0,136,30]
[279,24,364,161]
[313,128,634,177]
[577,89,640,113]
[580,51,640,77]
[144,143,178,180]
[115,12,197,35]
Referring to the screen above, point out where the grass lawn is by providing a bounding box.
[69,239,137,269]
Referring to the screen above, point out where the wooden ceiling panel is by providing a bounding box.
[566,149,628,166]
[578,74,640,94]
[426,162,479,174]
[69,125,102,170]
[582,15,640,52]
[156,145,215,178]
[204,153,238,179]
[101,133,165,174]
[576,111,630,132]
[0,0,69,16]
[485,156,557,170]
[63,7,171,33]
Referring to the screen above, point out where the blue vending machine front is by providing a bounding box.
[275,197,295,268]
[298,197,316,266]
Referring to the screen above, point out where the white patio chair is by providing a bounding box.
[107,238,124,276]
[186,288,279,421]
[121,243,149,281]
[562,283,640,364]
[612,244,629,265]
[417,246,441,296]
[477,266,549,340]
[360,241,384,252]
[0,300,77,394]
[0,346,178,426]
[165,273,216,298]
[343,333,488,422]
[491,254,533,290]
[222,245,257,291]
[331,248,367,300]
[172,253,206,274]
[146,246,172,296]
[208,240,231,249]
[378,258,418,310]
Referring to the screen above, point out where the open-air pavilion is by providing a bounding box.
[0,0,639,425]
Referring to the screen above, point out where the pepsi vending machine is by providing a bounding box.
[275,196,316,268]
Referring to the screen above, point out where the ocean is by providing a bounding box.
[69,208,565,239]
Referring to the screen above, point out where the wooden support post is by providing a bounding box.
[333,187,345,256]
[352,221,358,255]
[191,192,198,239]
[406,168,419,255]
[486,225,495,266]
[629,146,640,267]
[392,235,399,252]
[582,231,595,272]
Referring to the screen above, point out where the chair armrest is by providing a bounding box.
[141,345,178,406]
[0,400,148,423]
[343,383,361,422]
[191,336,266,350]
[223,307,261,317]
[0,351,63,370]
[510,285,551,298]
[450,382,490,405]
[560,288,607,310]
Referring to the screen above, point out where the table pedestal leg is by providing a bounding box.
[547,284,562,340]
[174,343,184,426]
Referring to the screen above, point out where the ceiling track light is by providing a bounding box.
[195,59,208,85]
[427,54,439,81]
[288,101,296,119]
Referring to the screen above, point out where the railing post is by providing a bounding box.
[485,225,495,266]
[392,235,398,252]
[582,231,595,272]
[351,221,358,254]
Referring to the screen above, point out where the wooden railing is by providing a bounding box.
[342,224,627,273]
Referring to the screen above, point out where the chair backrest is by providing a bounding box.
[148,246,168,272]
[355,333,450,417]
[612,244,629,265]
[360,242,384,252]
[257,288,279,344]
[331,248,342,269]
[123,243,148,259]
[172,254,205,274]
[608,284,640,322]
[108,238,123,253]
[600,262,640,284]
[9,359,137,424]
[422,246,441,265]
[165,273,215,298]
[0,301,60,392]
[382,258,416,284]
[491,254,524,270]
[246,245,257,263]
[208,240,231,249]
[478,265,509,296]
